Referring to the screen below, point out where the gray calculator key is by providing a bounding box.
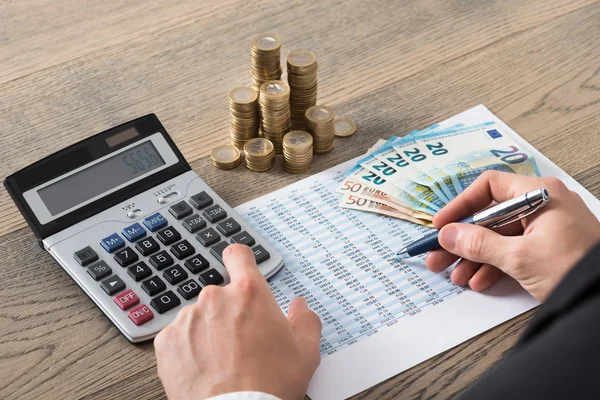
[202,204,227,223]
[182,214,207,233]
[210,241,230,264]
[100,275,126,295]
[252,245,270,264]
[74,246,98,266]
[189,191,213,209]
[216,218,241,237]
[87,261,112,281]
[230,231,256,247]
[169,201,193,219]
[196,227,220,247]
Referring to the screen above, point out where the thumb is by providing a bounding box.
[439,223,514,268]
[287,298,322,366]
[222,243,264,283]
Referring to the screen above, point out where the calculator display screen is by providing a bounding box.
[37,141,165,216]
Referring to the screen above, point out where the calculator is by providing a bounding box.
[4,114,285,343]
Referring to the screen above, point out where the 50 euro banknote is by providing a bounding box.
[338,194,434,228]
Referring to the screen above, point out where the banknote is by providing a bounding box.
[339,195,435,228]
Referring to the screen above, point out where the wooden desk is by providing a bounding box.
[1,0,599,398]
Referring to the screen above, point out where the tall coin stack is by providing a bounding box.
[287,50,318,130]
[282,131,313,174]
[259,80,291,153]
[251,34,282,92]
[305,105,335,154]
[228,87,259,149]
[243,138,275,172]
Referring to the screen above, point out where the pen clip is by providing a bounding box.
[489,200,548,229]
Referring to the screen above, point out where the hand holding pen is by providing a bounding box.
[404,171,600,301]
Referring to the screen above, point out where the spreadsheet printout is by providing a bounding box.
[234,105,600,400]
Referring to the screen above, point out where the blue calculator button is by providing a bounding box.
[122,223,147,242]
[100,233,125,253]
[144,212,168,232]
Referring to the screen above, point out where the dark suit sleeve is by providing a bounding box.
[459,242,600,400]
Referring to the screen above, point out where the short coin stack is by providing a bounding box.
[211,145,242,170]
[243,138,275,172]
[251,34,283,92]
[287,50,318,130]
[228,87,260,149]
[305,105,335,154]
[259,80,291,153]
[282,131,313,174]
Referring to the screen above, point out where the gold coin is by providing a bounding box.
[306,105,334,123]
[211,145,242,170]
[244,138,274,156]
[261,80,289,97]
[252,34,282,52]
[283,130,313,149]
[287,50,317,72]
[334,118,357,137]
[229,87,258,104]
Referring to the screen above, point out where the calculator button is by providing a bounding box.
[202,204,227,223]
[127,261,153,282]
[100,233,125,253]
[169,201,193,219]
[199,269,224,286]
[230,231,256,247]
[114,289,140,311]
[149,250,174,270]
[122,223,146,242]
[252,245,270,264]
[216,218,241,237]
[100,275,126,296]
[113,247,139,267]
[210,241,230,264]
[143,212,168,232]
[128,304,154,326]
[170,240,195,260]
[74,246,98,266]
[196,228,220,247]
[163,265,188,285]
[151,291,181,314]
[156,226,181,245]
[141,276,166,296]
[184,254,210,274]
[177,280,202,300]
[189,191,213,209]
[87,261,112,281]
[182,214,207,233]
[135,237,160,256]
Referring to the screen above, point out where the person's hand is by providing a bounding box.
[154,244,322,400]
[426,171,600,301]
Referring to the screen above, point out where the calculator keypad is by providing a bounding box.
[170,240,195,259]
[101,275,126,295]
[189,191,213,209]
[196,227,220,247]
[100,233,125,253]
[144,212,168,232]
[182,214,206,233]
[128,304,154,326]
[122,223,146,242]
[216,218,241,237]
[114,247,139,267]
[163,265,188,285]
[74,246,98,266]
[199,269,224,286]
[127,261,153,282]
[230,231,255,247]
[141,276,166,296]
[151,291,181,314]
[202,204,227,223]
[184,254,210,274]
[156,226,181,245]
[169,201,193,219]
[177,280,202,300]
[210,241,229,264]
[114,289,140,311]
[149,250,174,270]
[135,237,160,256]
[87,261,112,281]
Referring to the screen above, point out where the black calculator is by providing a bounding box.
[4,115,285,342]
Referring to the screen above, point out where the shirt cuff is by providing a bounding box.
[206,392,282,400]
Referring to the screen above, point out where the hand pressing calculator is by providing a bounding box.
[4,114,284,343]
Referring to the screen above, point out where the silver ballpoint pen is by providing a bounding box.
[397,188,550,259]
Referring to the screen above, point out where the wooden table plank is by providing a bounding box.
[0,0,599,399]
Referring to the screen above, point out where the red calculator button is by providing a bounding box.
[114,289,140,310]
[128,304,154,326]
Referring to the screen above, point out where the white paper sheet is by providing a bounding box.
[234,105,600,400]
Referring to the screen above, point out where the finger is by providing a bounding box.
[222,243,265,283]
[433,171,543,228]
[468,264,504,292]
[425,249,459,273]
[439,223,517,269]
[450,259,481,287]
[287,298,322,366]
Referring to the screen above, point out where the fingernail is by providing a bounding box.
[440,225,458,251]
[296,297,307,307]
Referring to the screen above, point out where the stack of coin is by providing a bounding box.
[305,105,335,154]
[259,80,291,153]
[228,87,260,149]
[251,34,282,92]
[287,50,318,130]
[244,138,275,172]
[282,131,313,173]
[211,145,242,170]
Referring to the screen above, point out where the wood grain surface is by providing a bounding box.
[1,0,599,399]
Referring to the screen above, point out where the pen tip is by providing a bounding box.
[396,246,411,259]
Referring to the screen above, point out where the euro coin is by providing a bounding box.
[259,80,291,154]
[287,50,318,130]
[244,138,275,172]
[334,118,357,137]
[251,34,282,92]
[228,87,260,149]
[211,145,242,170]
[282,130,313,174]
[305,105,335,154]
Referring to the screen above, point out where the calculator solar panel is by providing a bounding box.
[4,114,284,342]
